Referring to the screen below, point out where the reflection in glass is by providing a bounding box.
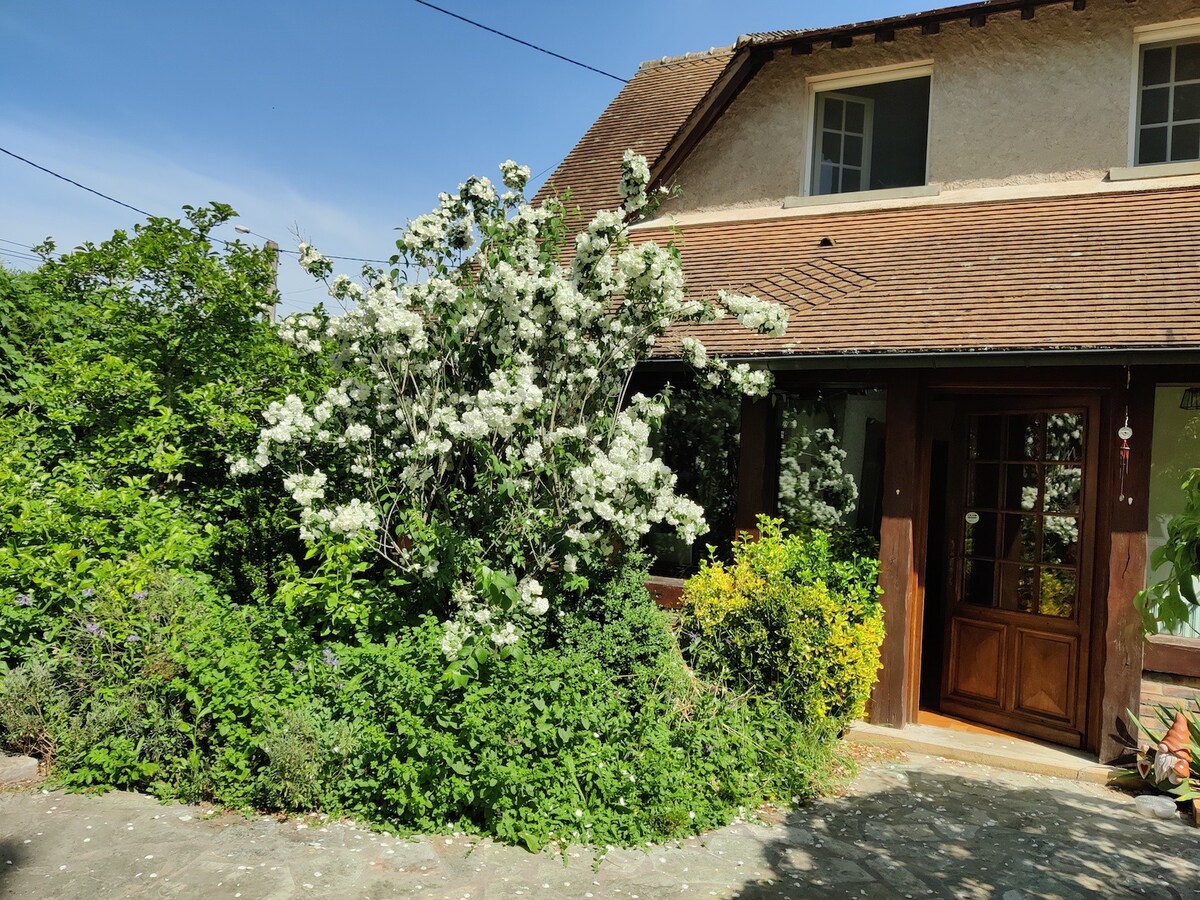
[1000,514,1040,564]
[1045,413,1083,461]
[1042,516,1079,565]
[999,564,1039,613]
[1009,414,1042,461]
[1044,466,1081,513]
[1040,568,1076,618]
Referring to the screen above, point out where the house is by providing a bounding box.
[537,0,1200,764]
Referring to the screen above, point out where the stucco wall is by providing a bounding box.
[662,0,1200,214]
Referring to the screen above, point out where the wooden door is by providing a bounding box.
[939,397,1099,748]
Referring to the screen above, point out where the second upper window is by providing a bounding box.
[810,74,931,196]
[1137,39,1200,165]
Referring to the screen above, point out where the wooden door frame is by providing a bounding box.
[934,393,1101,749]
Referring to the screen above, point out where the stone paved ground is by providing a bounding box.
[2,752,1198,899]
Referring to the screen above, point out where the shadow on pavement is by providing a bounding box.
[732,768,1198,899]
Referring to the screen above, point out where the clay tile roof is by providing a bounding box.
[533,48,735,222]
[635,186,1200,358]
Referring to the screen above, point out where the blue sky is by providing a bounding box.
[1,1,913,313]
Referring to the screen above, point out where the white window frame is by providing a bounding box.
[803,59,933,198]
[1129,18,1200,168]
[812,92,875,196]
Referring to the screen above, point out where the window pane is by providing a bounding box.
[776,387,888,533]
[1171,122,1200,161]
[999,563,1039,614]
[845,100,866,134]
[1140,125,1169,164]
[1147,387,1200,636]
[969,463,1001,508]
[1005,413,1042,461]
[823,97,844,130]
[646,390,741,577]
[843,134,864,167]
[963,559,996,607]
[1044,466,1082,514]
[1040,569,1076,618]
[965,512,998,558]
[821,129,842,164]
[841,168,862,192]
[1143,46,1172,86]
[1045,413,1083,461]
[1175,82,1200,121]
[969,415,1004,460]
[1042,517,1079,565]
[818,162,837,195]
[1140,86,1170,125]
[1002,464,1040,511]
[1175,41,1200,81]
[1000,514,1040,563]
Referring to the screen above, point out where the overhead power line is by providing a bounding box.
[410,0,628,84]
[0,144,392,265]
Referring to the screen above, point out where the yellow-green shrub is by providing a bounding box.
[681,518,884,734]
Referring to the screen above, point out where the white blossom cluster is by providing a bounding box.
[719,290,789,337]
[234,152,787,652]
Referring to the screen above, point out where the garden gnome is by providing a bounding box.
[1153,712,1192,787]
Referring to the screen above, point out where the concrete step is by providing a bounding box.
[848,721,1117,784]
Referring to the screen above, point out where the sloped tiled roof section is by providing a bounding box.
[635,186,1200,357]
[533,49,734,222]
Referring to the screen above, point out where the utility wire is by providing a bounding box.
[0,146,155,219]
[0,144,392,265]
[410,0,628,84]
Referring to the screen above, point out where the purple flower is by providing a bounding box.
[84,622,104,637]
[132,590,148,601]
[291,661,305,674]
[322,647,341,669]
[82,587,95,598]
[125,634,141,643]
[14,593,32,607]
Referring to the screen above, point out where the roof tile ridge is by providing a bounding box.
[636,46,734,73]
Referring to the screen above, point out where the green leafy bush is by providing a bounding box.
[1137,468,1200,635]
[680,517,884,734]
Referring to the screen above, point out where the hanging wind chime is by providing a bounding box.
[1118,367,1133,503]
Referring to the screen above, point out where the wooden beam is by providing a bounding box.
[1021,6,1037,18]
[870,372,924,728]
[791,42,813,55]
[1096,371,1154,764]
[969,13,988,27]
[832,35,854,49]
[874,28,896,43]
[922,22,941,35]
[733,396,774,535]
[1144,635,1200,679]
[1072,0,1087,10]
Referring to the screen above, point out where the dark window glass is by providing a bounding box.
[1140,126,1169,164]
[1176,41,1200,81]
[1140,86,1170,125]
[1172,122,1200,161]
[1143,46,1173,85]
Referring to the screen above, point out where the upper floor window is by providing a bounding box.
[1136,39,1200,165]
[810,71,930,196]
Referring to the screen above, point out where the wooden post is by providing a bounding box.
[734,396,774,537]
[1097,371,1153,763]
[265,239,279,324]
[870,372,923,728]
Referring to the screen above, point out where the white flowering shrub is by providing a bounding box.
[234,152,786,652]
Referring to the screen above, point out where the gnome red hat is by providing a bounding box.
[1154,712,1192,786]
